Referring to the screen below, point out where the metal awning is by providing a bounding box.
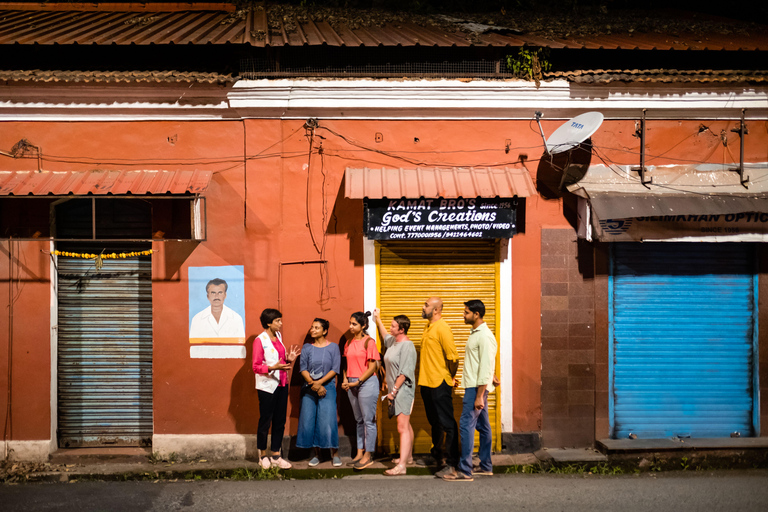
[568,163,768,220]
[0,169,212,196]
[567,163,768,241]
[345,166,536,199]
[0,169,210,241]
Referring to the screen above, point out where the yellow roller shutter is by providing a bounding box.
[376,241,501,455]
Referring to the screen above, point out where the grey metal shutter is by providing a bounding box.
[57,255,153,447]
[611,243,756,439]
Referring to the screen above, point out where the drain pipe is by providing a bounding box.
[4,239,13,460]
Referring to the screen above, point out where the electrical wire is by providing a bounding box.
[299,145,544,156]
[318,148,533,169]
[588,144,763,198]
[2,125,308,169]
[302,122,333,307]
[305,124,322,255]
[318,125,537,167]
[318,150,331,306]
[590,140,740,167]
[1,118,755,174]
[318,126,430,166]
[319,120,748,172]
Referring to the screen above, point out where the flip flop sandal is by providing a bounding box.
[353,458,374,470]
[384,465,407,476]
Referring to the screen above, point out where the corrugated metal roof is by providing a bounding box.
[0,69,235,83]
[547,69,768,84]
[0,5,766,50]
[345,166,536,199]
[0,169,212,195]
[0,7,247,45]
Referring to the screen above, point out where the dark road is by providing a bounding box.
[3,470,768,512]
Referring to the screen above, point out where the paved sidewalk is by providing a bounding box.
[5,440,768,483]
[4,450,541,483]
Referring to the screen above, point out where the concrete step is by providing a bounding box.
[535,448,607,464]
[50,447,151,464]
[598,437,768,454]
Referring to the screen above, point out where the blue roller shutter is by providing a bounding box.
[611,243,757,439]
[57,255,153,447]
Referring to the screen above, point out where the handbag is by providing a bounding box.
[387,398,396,419]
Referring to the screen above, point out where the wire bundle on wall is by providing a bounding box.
[304,119,333,307]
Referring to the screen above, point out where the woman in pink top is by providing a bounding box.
[341,311,381,470]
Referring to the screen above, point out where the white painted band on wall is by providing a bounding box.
[363,238,378,347]
[2,440,51,462]
[499,239,513,432]
[2,79,767,120]
[152,434,258,460]
[189,345,246,359]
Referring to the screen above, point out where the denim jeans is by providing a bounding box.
[296,380,339,449]
[458,387,492,476]
[347,376,379,452]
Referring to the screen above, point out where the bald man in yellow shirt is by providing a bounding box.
[419,296,460,478]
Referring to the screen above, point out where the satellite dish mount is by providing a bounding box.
[535,111,605,189]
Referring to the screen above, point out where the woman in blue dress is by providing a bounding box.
[297,318,342,467]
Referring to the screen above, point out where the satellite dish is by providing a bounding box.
[545,112,604,154]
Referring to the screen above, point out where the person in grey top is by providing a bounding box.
[373,309,417,476]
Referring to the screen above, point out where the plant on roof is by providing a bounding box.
[506,47,551,86]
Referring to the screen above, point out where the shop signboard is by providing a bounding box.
[364,197,518,240]
[592,212,768,242]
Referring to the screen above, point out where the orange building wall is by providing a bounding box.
[0,240,52,441]
[2,116,767,443]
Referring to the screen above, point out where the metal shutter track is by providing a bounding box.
[58,256,153,447]
[377,241,500,454]
[612,243,755,439]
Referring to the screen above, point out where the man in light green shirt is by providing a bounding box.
[442,299,497,482]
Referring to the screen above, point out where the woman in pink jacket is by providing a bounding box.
[253,308,300,470]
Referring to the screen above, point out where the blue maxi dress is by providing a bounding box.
[296,342,341,449]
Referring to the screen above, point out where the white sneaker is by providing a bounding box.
[271,457,292,469]
[260,457,271,469]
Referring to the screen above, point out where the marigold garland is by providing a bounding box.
[54,249,153,259]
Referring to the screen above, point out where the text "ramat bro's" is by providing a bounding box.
[381,198,498,226]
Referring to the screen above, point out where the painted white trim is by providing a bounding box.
[229,79,768,120]
[2,440,51,462]
[189,346,246,359]
[0,83,231,121]
[363,238,378,346]
[499,239,513,433]
[0,78,766,120]
[50,242,58,453]
[152,434,258,460]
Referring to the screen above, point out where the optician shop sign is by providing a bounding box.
[364,197,518,241]
[592,212,768,241]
